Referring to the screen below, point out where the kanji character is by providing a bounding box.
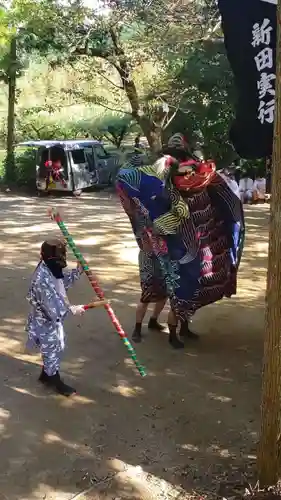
[257,72,276,99]
[258,99,275,124]
[252,18,272,47]
[254,47,273,71]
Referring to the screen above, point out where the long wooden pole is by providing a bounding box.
[257,0,281,485]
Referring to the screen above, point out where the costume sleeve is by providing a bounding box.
[208,174,245,268]
[63,268,82,290]
[27,275,70,323]
[116,182,144,249]
[147,186,188,236]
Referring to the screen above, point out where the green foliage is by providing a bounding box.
[19,0,220,152]
[16,112,80,141]
[0,147,36,187]
[89,113,138,147]
[14,148,36,187]
[15,100,136,148]
[0,149,5,179]
[0,0,238,184]
[240,158,266,177]
[160,40,236,164]
[15,58,138,148]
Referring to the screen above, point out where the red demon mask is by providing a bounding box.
[172,159,216,192]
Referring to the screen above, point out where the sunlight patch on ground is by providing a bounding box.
[0,334,22,352]
[207,392,232,403]
[75,236,108,246]
[8,386,43,399]
[206,444,236,459]
[43,431,94,452]
[21,486,70,500]
[109,383,145,398]
[59,394,95,407]
[0,407,10,434]
[105,459,193,500]
[3,317,25,325]
[118,246,139,265]
[2,223,54,235]
[182,443,200,452]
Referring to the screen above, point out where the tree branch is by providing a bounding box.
[163,109,178,130]
[72,46,114,60]
[93,100,131,115]
[65,88,132,116]
[95,68,123,90]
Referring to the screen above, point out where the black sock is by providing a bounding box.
[168,324,184,349]
[148,317,165,331]
[132,322,142,343]
[134,322,142,334]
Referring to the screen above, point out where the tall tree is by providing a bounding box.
[147,39,235,163]
[0,4,17,181]
[0,0,85,182]
[6,35,16,181]
[257,0,281,486]
[42,0,220,152]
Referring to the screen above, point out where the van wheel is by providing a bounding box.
[73,190,82,197]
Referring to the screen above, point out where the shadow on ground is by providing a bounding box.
[0,195,268,500]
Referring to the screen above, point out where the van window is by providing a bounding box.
[71,149,86,164]
[94,145,109,160]
[84,147,95,172]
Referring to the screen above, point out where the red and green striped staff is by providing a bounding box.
[48,208,146,377]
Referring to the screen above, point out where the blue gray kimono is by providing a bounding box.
[26,262,81,376]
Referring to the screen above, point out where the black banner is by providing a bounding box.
[218,0,277,159]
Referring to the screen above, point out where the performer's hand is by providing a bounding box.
[70,305,85,316]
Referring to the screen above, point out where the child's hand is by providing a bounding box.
[70,305,85,316]
[76,262,84,273]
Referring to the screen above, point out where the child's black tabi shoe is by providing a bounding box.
[39,369,76,397]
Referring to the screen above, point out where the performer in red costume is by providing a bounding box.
[44,159,67,190]
[117,133,245,348]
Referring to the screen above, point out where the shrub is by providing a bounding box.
[14,148,37,188]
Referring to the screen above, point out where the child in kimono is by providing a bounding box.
[26,237,85,397]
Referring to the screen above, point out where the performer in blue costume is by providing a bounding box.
[117,134,245,348]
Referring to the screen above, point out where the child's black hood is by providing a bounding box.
[41,238,67,279]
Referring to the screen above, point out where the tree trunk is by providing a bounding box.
[6,36,17,184]
[257,0,281,486]
[123,79,163,154]
[116,62,163,154]
[107,28,164,155]
[137,116,162,155]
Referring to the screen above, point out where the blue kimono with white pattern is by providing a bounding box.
[26,262,81,375]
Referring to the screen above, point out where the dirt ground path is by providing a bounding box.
[0,193,268,500]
